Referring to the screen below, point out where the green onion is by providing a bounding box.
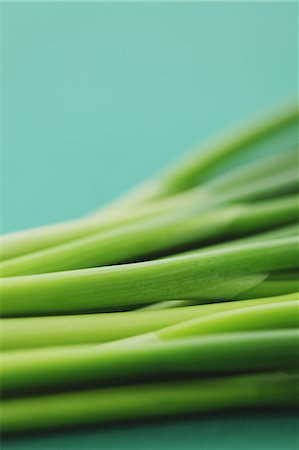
[0,102,298,435]
[157,300,298,340]
[1,194,297,277]
[1,106,297,262]
[1,371,298,434]
[1,237,297,317]
[235,279,299,299]
[1,330,298,396]
[2,292,296,351]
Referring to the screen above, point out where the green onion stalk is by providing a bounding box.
[0,102,298,436]
[1,237,297,317]
[1,330,298,395]
[1,292,296,351]
[1,194,297,277]
[1,371,298,434]
[0,105,297,261]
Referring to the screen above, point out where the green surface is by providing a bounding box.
[1,2,298,449]
[2,412,299,450]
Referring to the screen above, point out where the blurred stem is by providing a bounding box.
[1,106,297,262]
[1,371,298,434]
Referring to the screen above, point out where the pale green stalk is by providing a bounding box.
[201,147,298,195]
[2,291,296,351]
[114,103,298,201]
[156,301,298,340]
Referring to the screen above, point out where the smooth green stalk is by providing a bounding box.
[0,156,297,268]
[235,279,299,299]
[2,291,296,351]
[1,106,297,262]
[210,166,298,202]
[1,273,268,317]
[223,195,298,235]
[110,273,268,312]
[213,222,299,247]
[177,223,299,259]
[156,301,298,340]
[1,161,296,268]
[0,237,298,317]
[138,278,298,309]
[114,103,298,201]
[1,371,298,434]
[202,147,298,195]
[1,330,298,395]
[2,194,297,277]
[182,274,299,305]
[0,206,243,277]
[0,197,184,263]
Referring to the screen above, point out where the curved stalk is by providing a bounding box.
[1,106,297,262]
[2,194,297,277]
[113,103,298,202]
[0,237,298,317]
[157,300,299,340]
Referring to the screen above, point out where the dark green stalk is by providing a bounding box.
[1,371,298,434]
[269,269,299,280]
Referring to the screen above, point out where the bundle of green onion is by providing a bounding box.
[0,102,298,434]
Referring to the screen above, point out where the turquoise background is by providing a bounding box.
[1,2,298,449]
[1,2,298,232]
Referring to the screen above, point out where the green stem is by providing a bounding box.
[1,330,298,395]
[269,269,299,280]
[176,223,299,260]
[1,106,297,262]
[235,279,299,299]
[2,195,297,277]
[138,272,299,308]
[157,300,298,340]
[202,147,298,195]
[128,103,298,198]
[1,371,298,434]
[2,291,296,351]
[0,237,298,317]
